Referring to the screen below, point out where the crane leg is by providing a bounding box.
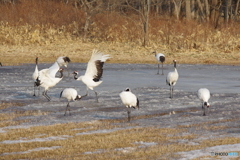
[64,102,70,116]
[172,86,174,99]
[169,86,173,99]
[161,62,164,75]
[202,103,206,116]
[43,90,51,101]
[157,64,160,74]
[93,90,99,103]
[127,107,131,122]
[33,83,36,96]
[38,86,40,96]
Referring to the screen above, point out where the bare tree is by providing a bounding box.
[124,0,151,46]
[196,0,205,21]
[185,0,191,20]
[78,0,104,42]
[172,0,183,20]
[223,0,229,23]
[234,0,240,20]
[142,0,151,46]
[205,0,210,21]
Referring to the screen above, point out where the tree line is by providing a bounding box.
[0,0,239,46]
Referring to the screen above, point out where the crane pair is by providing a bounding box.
[32,49,110,116]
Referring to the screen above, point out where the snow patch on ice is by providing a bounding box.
[134,141,157,146]
[1,135,71,144]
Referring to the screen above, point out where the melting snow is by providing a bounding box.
[1,135,71,144]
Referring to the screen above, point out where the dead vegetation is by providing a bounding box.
[0,116,239,159]
[0,1,240,66]
[0,101,239,159]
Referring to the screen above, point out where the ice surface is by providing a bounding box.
[1,63,240,158]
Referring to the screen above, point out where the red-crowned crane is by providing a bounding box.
[197,88,210,116]
[119,88,139,122]
[153,51,165,75]
[60,88,81,116]
[36,56,71,101]
[166,60,179,99]
[73,49,110,103]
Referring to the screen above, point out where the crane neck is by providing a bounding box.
[75,95,81,101]
[35,57,38,65]
[73,73,78,80]
[59,70,64,78]
[174,61,177,68]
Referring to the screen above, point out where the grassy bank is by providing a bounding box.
[1,102,240,159]
[0,0,240,66]
[1,40,240,66]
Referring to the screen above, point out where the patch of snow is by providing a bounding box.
[1,135,71,144]
[114,147,135,153]
[83,149,105,154]
[134,141,157,146]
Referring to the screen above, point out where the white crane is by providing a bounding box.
[166,60,179,99]
[119,88,139,122]
[32,57,39,96]
[36,56,71,101]
[60,88,81,116]
[153,51,165,75]
[73,49,110,102]
[197,88,210,116]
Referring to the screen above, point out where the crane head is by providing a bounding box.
[204,102,210,108]
[75,95,82,101]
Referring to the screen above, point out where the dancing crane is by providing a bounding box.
[36,56,71,101]
[73,49,110,102]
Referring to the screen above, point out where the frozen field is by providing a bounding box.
[0,63,240,159]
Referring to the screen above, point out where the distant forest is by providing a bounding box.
[0,0,239,46]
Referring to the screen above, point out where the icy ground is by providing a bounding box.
[0,63,240,159]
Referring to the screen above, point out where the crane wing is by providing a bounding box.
[85,49,110,81]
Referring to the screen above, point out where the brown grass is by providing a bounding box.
[0,102,48,128]
[1,118,239,159]
[0,1,240,66]
[1,40,240,66]
[0,102,239,159]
